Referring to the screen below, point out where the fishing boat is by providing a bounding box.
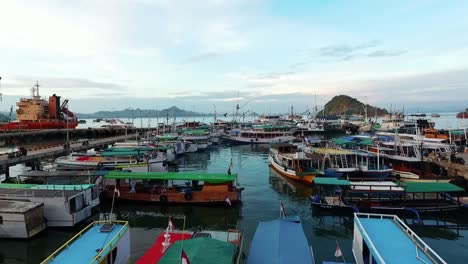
[0,82,79,130]
[0,183,99,227]
[456,108,468,118]
[182,129,210,150]
[268,144,318,184]
[0,200,46,239]
[224,125,294,144]
[137,222,243,264]
[247,216,313,264]
[353,213,446,263]
[41,221,130,264]
[102,171,243,204]
[311,178,464,216]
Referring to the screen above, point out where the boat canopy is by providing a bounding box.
[106,147,154,152]
[247,219,313,264]
[158,237,237,264]
[314,177,351,186]
[405,182,464,193]
[182,129,209,135]
[0,183,95,190]
[104,171,237,183]
[100,150,145,157]
[311,148,354,155]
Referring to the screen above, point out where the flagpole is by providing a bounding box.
[180,215,186,262]
[109,182,117,223]
[336,240,346,263]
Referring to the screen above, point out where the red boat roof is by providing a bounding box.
[136,231,192,264]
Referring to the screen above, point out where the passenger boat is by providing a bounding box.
[352,213,446,263]
[182,129,210,150]
[0,82,79,130]
[247,216,313,264]
[0,199,46,239]
[355,150,393,179]
[41,221,130,264]
[305,147,359,178]
[55,148,167,172]
[224,125,294,144]
[269,144,318,184]
[137,223,243,264]
[456,108,468,118]
[0,183,99,227]
[311,178,464,216]
[155,134,187,155]
[102,171,243,204]
[376,115,405,131]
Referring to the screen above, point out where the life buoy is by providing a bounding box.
[184,193,193,201]
[159,195,168,203]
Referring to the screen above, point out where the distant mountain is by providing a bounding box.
[319,95,388,116]
[75,106,207,119]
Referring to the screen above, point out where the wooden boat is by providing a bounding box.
[269,144,318,184]
[41,221,130,264]
[102,171,243,204]
[247,216,313,264]
[0,183,99,227]
[353,213,446,263]
[311,178,464,217]
[305,147,359,178]
[137,225,243,264]
[0,200,46,239]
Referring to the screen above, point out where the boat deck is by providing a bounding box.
[47,223,128,264]
[356,216,438,263]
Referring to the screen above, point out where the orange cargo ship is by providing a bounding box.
[1,82,78,130]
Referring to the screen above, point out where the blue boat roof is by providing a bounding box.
[355,214,445,264]
[247,219,313,264]
[43,221,129,264]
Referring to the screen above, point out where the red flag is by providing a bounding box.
[280,201,287,217]
[225,197,232,206]
[335,242,342,258]
[168,217,175,231]
[181,249,191,264]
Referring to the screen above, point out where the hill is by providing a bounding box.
[319,95,388,116]
[75,106,206,119]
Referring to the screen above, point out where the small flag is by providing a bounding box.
[181,249,191,264]
[225,197,232,206]
[168,217,175,231]
[280,201,287,217]
[335,242,343,258]
[227,158,233,175]
[114,186,120,197]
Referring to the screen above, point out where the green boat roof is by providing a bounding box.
[405,182,464,193]
[158,237,237,264]
[0,183,95,190]
[358,139,374,146]
[314,177,351,186]
[106,147,154,152]
[104,171,237,183]
[100,151,143,157]
[182,129,209,135]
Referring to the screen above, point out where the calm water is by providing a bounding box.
[1,144,468,263]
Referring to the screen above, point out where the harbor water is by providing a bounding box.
[0,144,467,263]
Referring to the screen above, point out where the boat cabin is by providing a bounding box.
[0,200,46,239]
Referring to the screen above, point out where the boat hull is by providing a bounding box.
[2,120,79,130]
[269,156,315,184]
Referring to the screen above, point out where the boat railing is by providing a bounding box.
[41,220,129,264]
[92,221,129,263]
[355,213,446,264]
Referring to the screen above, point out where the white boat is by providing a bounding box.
[41,221,130,264]
[0,184,99,227]
[184,141,198,153]
[224,125,294,144]
[182,130,210,150]
[269,144,318,184]
[295,119,325,132]
[375,115,405,131]
[0,200,46,238]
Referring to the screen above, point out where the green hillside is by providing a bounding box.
[319,95,388,116]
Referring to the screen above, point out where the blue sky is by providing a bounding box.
[0,0,467,114]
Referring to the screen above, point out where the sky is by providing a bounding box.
[0,0,468,114]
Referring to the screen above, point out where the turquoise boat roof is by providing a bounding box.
[158,237,237,264]
[42,221,129,264]
[100,150,144,156]
[104,171,237,183]
[354,214,444,264]
[0,183,95,190]
[314,177,350,186]
[405,182,463,193]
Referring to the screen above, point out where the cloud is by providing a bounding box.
[367,50,406,57]
[3,76,126,92]
[183,52,220,63]
[318,40,380,60]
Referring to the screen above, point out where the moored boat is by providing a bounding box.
[353,213,446,263]
[182,129,210,150]
[102,171,243,204]
[456,108,468,118]
[41,221,130,264]
[224,125,294,144]
[269,143,318,184]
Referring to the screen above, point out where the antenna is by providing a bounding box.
[0,76,2,101]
